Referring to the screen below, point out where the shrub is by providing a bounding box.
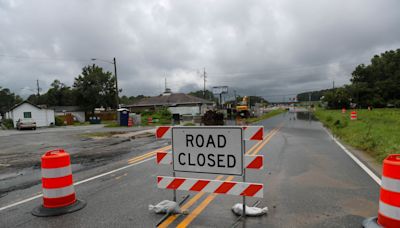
[55,116,66,126]
[2,119,14,129]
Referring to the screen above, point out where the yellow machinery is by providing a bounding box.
[236,96,250,118]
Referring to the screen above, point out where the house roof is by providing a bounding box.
[49,106,84,112]
[8,100,42,111]
[127,93,214,107]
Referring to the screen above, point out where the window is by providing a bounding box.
[23,112,32,118]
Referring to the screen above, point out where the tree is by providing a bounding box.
[351,49,400,107]
[73,64,117,112]
[322,87,351,109]
[0,87,22,115]
[46,80,77,106]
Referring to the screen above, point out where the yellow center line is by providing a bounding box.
[250,127,280,156]
[159,127,278,227]
[127,145,171,163]
[158,175,224,228]
[176,176,235,228]
[176,127,282,228]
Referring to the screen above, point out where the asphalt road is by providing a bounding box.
[0,112,381,227]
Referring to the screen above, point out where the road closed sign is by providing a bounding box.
[172,127,243,175]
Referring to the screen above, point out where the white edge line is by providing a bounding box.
[323,128,381,186]
[0,156,155,212]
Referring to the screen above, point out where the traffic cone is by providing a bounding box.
[350,111,357,120]
[363,154,400,228]
[342,108,346,114]
[32,149,86,217]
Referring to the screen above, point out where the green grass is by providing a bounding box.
[103,120,121,128]
[246,109,287,123]
[315,108,400,162]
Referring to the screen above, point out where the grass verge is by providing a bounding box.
[246,109,287,123]
[315,108,400,162]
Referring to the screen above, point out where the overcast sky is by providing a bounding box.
[1,0,399,101]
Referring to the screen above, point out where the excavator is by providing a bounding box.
[236,96,250,118]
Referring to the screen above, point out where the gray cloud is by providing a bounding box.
[0,0,399,101]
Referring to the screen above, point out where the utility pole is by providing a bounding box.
[332,80,335,90]
[203,68,207,99]
[308,92,311,108]
[36,79,40,97]
[113,57,119,109]
[233,90,237,107]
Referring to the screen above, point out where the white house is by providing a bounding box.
[126,88,214,116]
[6,101,55,127]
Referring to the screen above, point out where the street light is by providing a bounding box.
[91,57,119,109]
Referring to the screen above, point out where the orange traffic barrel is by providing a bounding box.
[32,149,86,217]
[363,154,400,227]
[350,111,357,120]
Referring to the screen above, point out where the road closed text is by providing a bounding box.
[172,127,243,175]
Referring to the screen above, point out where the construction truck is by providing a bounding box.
[236,96,250,118]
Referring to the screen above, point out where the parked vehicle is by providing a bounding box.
[16,118,37,130]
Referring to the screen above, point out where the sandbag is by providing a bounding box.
[231,203,268,217]
[149,200,187,214]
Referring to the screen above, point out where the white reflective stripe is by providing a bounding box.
[379,201,400,220]
[381,176,400,193]
[178,178,197,191]
[253,187,263,198]
[41,165,72,178]
[228,183,247,196]
[202,180,221,193]
[42,185,75,198]
[157,177,171,188]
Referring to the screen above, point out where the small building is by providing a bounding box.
[6,101,55,127]
[50,106,86,123]
[127,89,214,116]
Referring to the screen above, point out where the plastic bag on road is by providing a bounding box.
[231,203,268,217]
[149,200,187,214]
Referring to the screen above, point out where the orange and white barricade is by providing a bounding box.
[32,149,86,217]
[363,154,400,228]
[350,111,357,120]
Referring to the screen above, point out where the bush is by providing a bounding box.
[2,119,14,129]
[55,116,66,126]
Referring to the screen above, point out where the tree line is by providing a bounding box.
[0,64,142,116]
[298,49,400,109]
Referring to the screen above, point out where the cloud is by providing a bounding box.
[0,0,399,101]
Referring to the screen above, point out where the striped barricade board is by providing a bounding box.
[157,176,263,198]
[156,126,264,141]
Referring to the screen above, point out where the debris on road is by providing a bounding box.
[231,203,268,216]
[148,200,188,214]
